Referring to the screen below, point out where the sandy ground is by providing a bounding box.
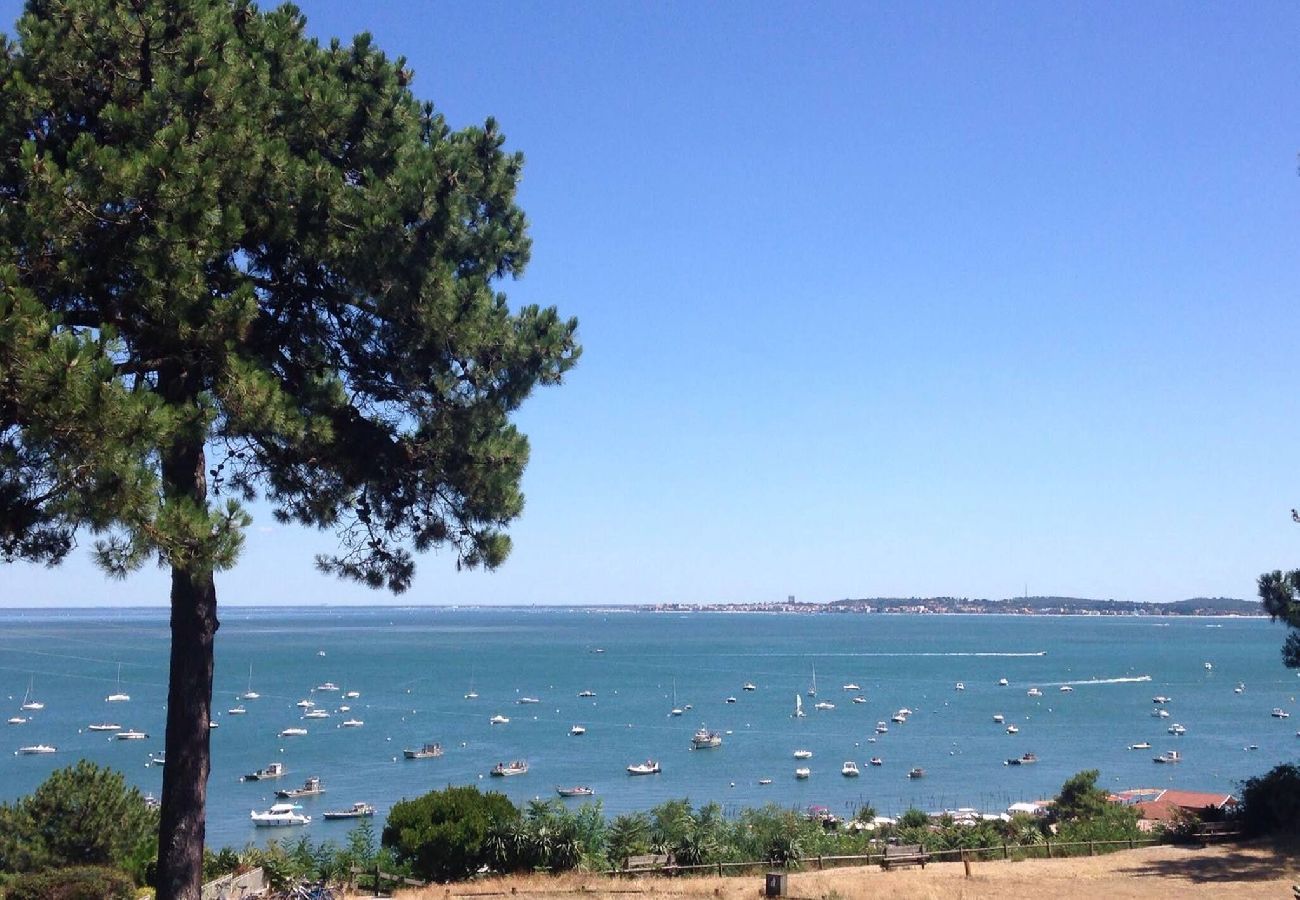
[390,842,1299,899]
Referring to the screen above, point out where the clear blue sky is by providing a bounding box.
[4,1,1299,607]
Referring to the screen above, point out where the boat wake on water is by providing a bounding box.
[1049,675,1153,686]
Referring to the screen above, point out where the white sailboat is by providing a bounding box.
[464,667,478,700]
[20,678,43,711]
[105,663,130,703]
[670,680,683,717]
[793,693,805,718]
[241,665,260,700]
[807,664,817,697]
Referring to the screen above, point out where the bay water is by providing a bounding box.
[0,607,1295,850]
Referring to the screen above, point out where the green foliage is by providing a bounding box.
[0,761,157,878]
[382,785,519,882]
[604,813,651,868]
[1239,762,1300,836]
[1258,569,1300,667]
[1053,769,1110,822]
[4,865,135,900]
[897,807,931,829]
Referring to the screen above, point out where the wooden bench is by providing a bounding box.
[1193,821,1241,844]
[881,843,929,870]
[623,853,675,873]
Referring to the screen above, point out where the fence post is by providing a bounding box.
[1089,841,1095,856]
[817,854,823,870]
[1129,837,1134,850]
[962,849,971,878]
[1002,841,1008,860]
[718,862,723,877]
[373,863,380,898]
[1045,839,1052,859]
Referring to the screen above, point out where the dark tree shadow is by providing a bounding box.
[1115,839,1299,884]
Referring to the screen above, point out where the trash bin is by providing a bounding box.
[765,871,788,897]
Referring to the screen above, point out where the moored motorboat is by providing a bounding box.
[227,705,246,715]
[955,682,965,691]
[793,749,812,759]
[279,727,308,737]
[276,776,324,799]
[570,725,586,736]
[243,762,285,781]
[1006,752,1037,766]
[1128,741,1151,750]
[627,759,660,775]
[725,696,738,704]
[490,760,529,777]
[403,742,444,759]
[556,785,594,797]
[743,683,757,692]
[303,709,329,719]
[907,767,924,778]
[1152,708,1170,718]
[315,682,339,692]
[794,767,811,779]
[323,802,374,820]
[517,697,541,705]
[250,802,310,826]
[1272,708,1290,718]
[1153,750,1181,764]
[16,744,56,754]
[869,756,883,766]
[87,722,121,732]
[1168,723,1186,735]
[992,714,1004,724]
[1059,685,1074,693]
[852,695,867,704]
[148,752,166,766]
[341,718,364,727]
[1006,724,1019,734]
[1152,696,1172,704]
[691,726,722,749]
[814,701,835,711]
[842,683,861,691]
[998,678,1008,687]
[116,729,148,740]
[7,716,26,725]
[875,721,888,733]
[489,714,510,725]
[1026,687,1042,697]
[578,690,596,697]
[841,760,860,777]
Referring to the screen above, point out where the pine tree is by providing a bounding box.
[0,2,579,897]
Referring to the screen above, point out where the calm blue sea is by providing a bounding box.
[0,607,1295,849]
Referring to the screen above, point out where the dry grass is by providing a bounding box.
[386,841,1299,900]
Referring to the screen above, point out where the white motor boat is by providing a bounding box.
[556,786,594,797]
[227,706,246,715]
[323,802,375,820]
[815,701,835,711]
[279,727,308,737]
[742,683,757,692]
[570,724,587,736]
[1152,709,1170,718]
[315,682,339,692]
[295,699,315,709]
[403,742,443,759]
[691,727,722,749]
[517,697,541,705]
[852,696,867,704]
[1272,708,1291,718]
[16,744,56,754]
[489,714,510,725]
[1060,686,1074,692]
[148,752,166,766]
[1006,724,1019,734]
[578,690,596,697]
[341,718,363,727]
[1153,750,1181,764]
[725,696,738,704]
[1152,696,1172,704]
[891,711,908,723]
[116,729,148,740]
[243,762,285,780]
[276,776,325,799]
[841,760,860,777]
[955,682,965,691]
[250,803,310,827]
[793,749,813,759]
[875,721,888,733]
[998,678,1009,687]
[87,723,120,732]
[627,760,661,775]
[794,767,811,779]
[7,717,27,725]
[343,690,360,699]
[303,709,329,719]
[992,714,1004,724]
[1129,742,1151,750]
[1168,723,1187,735]
[490,760,529,777]
[1026,688,1043,697]
[842,683,861,691]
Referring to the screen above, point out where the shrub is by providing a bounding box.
[1239,762,1300,837]
[897,808,930,829]
[4,865,135,900]
[382,785,519,882]
[0,761,157,879]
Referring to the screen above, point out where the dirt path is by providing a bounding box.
[393,842,1298,899]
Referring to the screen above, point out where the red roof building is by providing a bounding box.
[1112,788,1237,827]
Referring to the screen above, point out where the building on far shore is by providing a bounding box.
[1111,788,1238,831]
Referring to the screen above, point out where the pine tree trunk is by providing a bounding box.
[155,429,218,900]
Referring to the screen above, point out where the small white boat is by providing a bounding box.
[1006,752,1038,766]
[276,776,324,799]
[627,760,660,775]
[323,802,374,820]
[792,694,805,719]
[869,756,883,766]
[87,722,120,732]
[998,678,1008,687]
[227,706,246,715]
[556,786,594,797]
[570,725,586,736]
[758,778,773,785]
[116,729,148,740]
[148,752,166,766]
[489,714,509,725]
[852,695,867,704]
[793,749,813,759]
[1152,709,1170,718]
[1234,683,1245,694]
[517,697,541,705]
[742,683,757,692]
[794,767,811,779]
[250,802,310,827]
[815,701,835,711]
[1153,750,1181,764]
[842,683,861,691]
[16,744,56,754]
[315,682,339,692]
[691,727,722,749]
[992,714,1005,724]
[106,663,130,702]
[464,690,479,700]
[337,705,350,713]
[907,767,924,779]
[243,762,285,780]
[955,682,965,691]
[279,727,308,737]
[1026,687,1043,697]
[7,717,26,725]
[577,690,596,697]
[1006,724,1019,734]
[343,690,360,699]
[1168,723,1187,735]
[891,711,908,723]
[303,709,329,719]
[1129,741,1151,750]
[841,760,859,777]
[1152,696,1172,704]
[1059,685,1074,692]
[20,678,44,711]
[341,719,364,727]
[403,743,444,759]
[242,665,260,700]
[875,721,888,733]
[1204,662,1213,670]
[1272,708,1290,718]
[725,696,738,704]
[296,699,315,709]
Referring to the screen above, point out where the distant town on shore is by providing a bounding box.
[645,596,1263,616]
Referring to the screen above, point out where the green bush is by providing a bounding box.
[382,785,519,882]
[0,761,158,880]
[1239,762,1300,837]
[4,865,135,900]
